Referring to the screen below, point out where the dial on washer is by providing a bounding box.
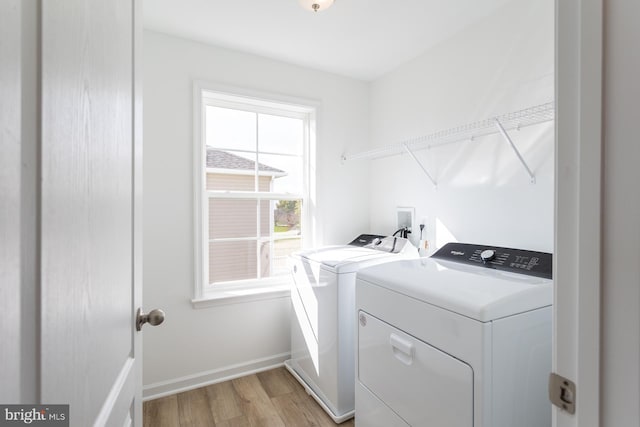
[480,249,496,263]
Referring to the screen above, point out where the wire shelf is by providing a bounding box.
[342,102,555,161]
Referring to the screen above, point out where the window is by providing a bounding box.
[194,85,315,303]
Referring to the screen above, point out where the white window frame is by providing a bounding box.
[192,81,317,307]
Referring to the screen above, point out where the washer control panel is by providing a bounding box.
[349,234,387,247]
[431,242,552,279]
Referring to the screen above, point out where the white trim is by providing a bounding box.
[208,235,301,244]
[554,0,602,426]
[197,275,291,308]
[305,108,317,249]
[205,98,310,120]
[132,0,144,425]
[193,81,316,301]
[207,190,303,201]
[207,148,302,158]
[192,287,290,309]
[206,167,287,178]
[1,0,31,403]
[193,83,207,300]
[142,352,290,401]
[197,80,320,114]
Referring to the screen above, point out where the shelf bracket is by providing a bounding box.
[403,143,437,187]
[494,119,536,184]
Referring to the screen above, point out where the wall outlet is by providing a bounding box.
[396,207,414,233]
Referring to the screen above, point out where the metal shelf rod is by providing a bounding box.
[494,119,536,184]
[402,143,437,187]
[341,102,554,162]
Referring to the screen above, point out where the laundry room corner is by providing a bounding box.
[141,31,373,398]
[363,0,555,252]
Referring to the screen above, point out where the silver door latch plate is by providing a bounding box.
[549,372,576,414]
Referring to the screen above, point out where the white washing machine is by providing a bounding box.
[285,234,418,423]
[355,242,553,427]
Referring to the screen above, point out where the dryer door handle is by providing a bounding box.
[390,333,414,365]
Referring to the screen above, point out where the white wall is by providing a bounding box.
[362,0,554,252]
[601,0,640,423]
[142,31,371,395]
[143,0,556,397]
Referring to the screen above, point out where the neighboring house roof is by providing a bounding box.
[206,148,286,177]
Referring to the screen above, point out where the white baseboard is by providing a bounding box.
[142,352,290,401]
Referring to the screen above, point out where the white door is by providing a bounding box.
[556,2,640,427]
[39,1,145,426]
[554,1,602,426]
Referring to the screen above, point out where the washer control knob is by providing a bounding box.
[480,249,496,263]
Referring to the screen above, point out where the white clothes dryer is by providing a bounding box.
[355,242,553,427]
[285,234,417,423]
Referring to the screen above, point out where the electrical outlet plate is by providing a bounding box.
[396,207,414,232]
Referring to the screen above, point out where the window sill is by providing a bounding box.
[191,279,291,309]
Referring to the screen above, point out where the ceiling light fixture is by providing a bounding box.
[299,0,335,13]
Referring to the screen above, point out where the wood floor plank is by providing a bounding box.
[143,368,353,427]
[271,393,321,427]
[215,415,251,427]
[249,415,287,427]
[269,366,348,427]
[143,395,180,427]
[257,367,298,398]
[177,387,216,427]
[143,399,153,427]
[205,381,244,422]
[232,375,285,427]
[288,386,343,427]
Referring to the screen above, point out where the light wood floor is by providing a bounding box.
[143,367,355,427]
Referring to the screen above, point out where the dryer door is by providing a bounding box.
[358,311,473,426]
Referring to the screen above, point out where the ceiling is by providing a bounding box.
[144,0,512,81]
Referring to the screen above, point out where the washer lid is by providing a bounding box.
[297,246,403,273]
[356,258,552,322]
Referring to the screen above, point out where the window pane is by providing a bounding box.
[259,200,271,237]
[259,240,271,278]
[207,147,257,184]
[272,237,302,275]
[257,175,272,192]
[258,153,302,193]
[206,149,280,193]
[273,199,302,236]
[258,114,303,155]
[209,241,257,284]
[207,172,256,191]
[209,199,257,239]
[208,200,277,238]
[202,94,310,288]
[206,106,256,152]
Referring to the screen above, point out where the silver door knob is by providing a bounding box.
[136,308,165,331]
